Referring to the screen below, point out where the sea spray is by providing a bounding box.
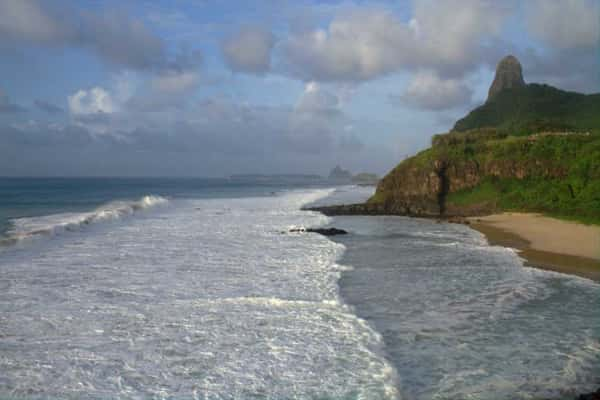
[0,188,399,399]
[1,195,168,247]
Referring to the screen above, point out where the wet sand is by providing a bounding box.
[469,213,600,282]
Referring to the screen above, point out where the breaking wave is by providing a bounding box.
[0,195,168,247]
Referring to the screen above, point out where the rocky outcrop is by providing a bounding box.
[367,159,450,216]
[288,227,348,236]
[487,55,525,101]
[328,165,352,181]
[367,144,569,218]
[306,203,392,216]
[320,55,599,220]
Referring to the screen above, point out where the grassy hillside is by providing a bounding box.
[443,131,600,224]
[369,129,600,224]
[453,84,600,135]
[369,80,600,223]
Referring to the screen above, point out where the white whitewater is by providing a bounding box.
[1,195,168,247]
[2,186,598,399]
[0,189,398,399]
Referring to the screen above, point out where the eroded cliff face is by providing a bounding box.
[369,158,453,217]
[368,138,570,217]
[307,129,597,220]
[370,159,447,216]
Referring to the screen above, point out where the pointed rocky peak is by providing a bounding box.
[487,55,525,101]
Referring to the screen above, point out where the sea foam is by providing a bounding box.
[0,187,399,399]
[1,195,168,247]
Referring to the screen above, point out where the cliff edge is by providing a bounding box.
[368,128,600,223]
[319,56,600,224]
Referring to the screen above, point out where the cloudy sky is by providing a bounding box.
[1,0,598,177]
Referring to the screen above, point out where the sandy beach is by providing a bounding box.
[470,213,600,281]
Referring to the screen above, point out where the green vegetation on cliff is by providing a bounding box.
[369,55,600,223]
[370,129,600,224]
[453,84,600,135]
[445,131,600,223]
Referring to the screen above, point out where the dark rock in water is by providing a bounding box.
[288,227,348,236]
[487,55,525,101]
[308,227,348,236]
[577,388,600,400]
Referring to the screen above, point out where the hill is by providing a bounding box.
[318,55,600,225]
[364,56,600,223]
[368,129,600,224]
[453,83,600,135]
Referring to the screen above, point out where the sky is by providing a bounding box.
[0,0,598,177]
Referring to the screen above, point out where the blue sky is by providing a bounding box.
[0,0,598,176]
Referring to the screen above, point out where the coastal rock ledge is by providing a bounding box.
[288,227,348,236]
[305,204,470,224]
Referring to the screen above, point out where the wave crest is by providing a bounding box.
[1,195,168,247]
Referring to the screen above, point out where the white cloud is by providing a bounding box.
[151,71,199,94]
[282,1,512,82]
[0,0,165,70]
[295,82,340,113]
[68,87,116,115]
[527,0,599,49]
[0,0,69,43]
[126,70,200,112]
[520,0,599,93]
[66,68,200,121]
[412,0,509,67]
[283,10,416,81]
[81,11,165,70]
[221,26,275,74]
[394,71,473,110]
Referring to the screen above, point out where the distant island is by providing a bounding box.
[229,174,323,182]
[228,170,379,186]
[351,172,379,185]
[328,166,379,185]
[328,165,352,182]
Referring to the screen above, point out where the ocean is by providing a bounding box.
[0,178,598,399]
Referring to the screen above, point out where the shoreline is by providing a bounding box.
[321,208,600,399]
[468,213,600,282]
[311,196,600,398]
[309,203,600,282]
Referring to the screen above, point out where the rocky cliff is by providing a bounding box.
[368,129,584,217]
[454,57,600,134]
[313,56,600,223]
[487,55,525,101]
